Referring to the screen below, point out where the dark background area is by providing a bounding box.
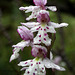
[0,0,75,75]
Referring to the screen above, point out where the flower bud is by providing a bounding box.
[17,26,33,41]
[33,0,47,6]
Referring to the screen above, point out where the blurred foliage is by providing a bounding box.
[0,0,75,75]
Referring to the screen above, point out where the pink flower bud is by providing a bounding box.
[17,26,33,41]
[33,0,47,6]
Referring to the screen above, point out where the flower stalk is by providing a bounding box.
[10,0,68,75]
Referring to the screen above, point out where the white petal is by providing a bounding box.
[41,27,51,46]
[43,58,65,71]
[12,40,30,48]
[25,62,38,75]
[10,53,19,62]
[47,6,57,11]
[10,41,30,62]
[26,6,40,20]
[19,7,26,11]
[60,23,68,27]
[26,14,36,20]
[21,67,28,71]
[43,57,51,68]
[13,48,20,53]
[37,10,49,15]
[25,6,40,13]
[34,33,51,46]
[46,26,56,33]
[50,52,53,60]
[42,35,51,46]
[33,34,41,44]
[33,26,52,46]
[19,6,40,20]
[19,6,34,12]
[49,22,68,28]
[39,63,45,72]
[30,26,40,32]
[21,22,39,28]
[18,60,31,67]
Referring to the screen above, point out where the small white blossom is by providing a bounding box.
[18,52,65,75]
[31,24,55,46]
[21,10,68,46]
[18,57,46,75]
[21,22,68,46]
[19,0,57,20]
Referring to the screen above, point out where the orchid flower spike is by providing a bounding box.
[21,10,68,46]
[10,26,34,62]
[19,0,57,20]
[18,52,65,75]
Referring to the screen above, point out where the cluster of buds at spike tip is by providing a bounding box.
[10,0,68,75]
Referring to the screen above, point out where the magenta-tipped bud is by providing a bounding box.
[31,45,47,58]
[37,10,50,23]
[33,0,47,6]
[17,26,33,41]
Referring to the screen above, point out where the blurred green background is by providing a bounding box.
[0,0,75,75]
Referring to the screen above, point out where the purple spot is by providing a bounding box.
[39,62,41,64]
[46,27,49,29]
[35,68,37,71]
[31,64,33,66]
[44,29,46,31]
[39,35,41,37]
[36,28,39,30]
[44,38,46,41]
[39,40,41,42]
[44,33,47,36]
[41,28,42,30]
[42,68,44,70]
[33,73,35,75]
[27,71,30,74]
[39,26,41,28]
[25,62,27,64]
